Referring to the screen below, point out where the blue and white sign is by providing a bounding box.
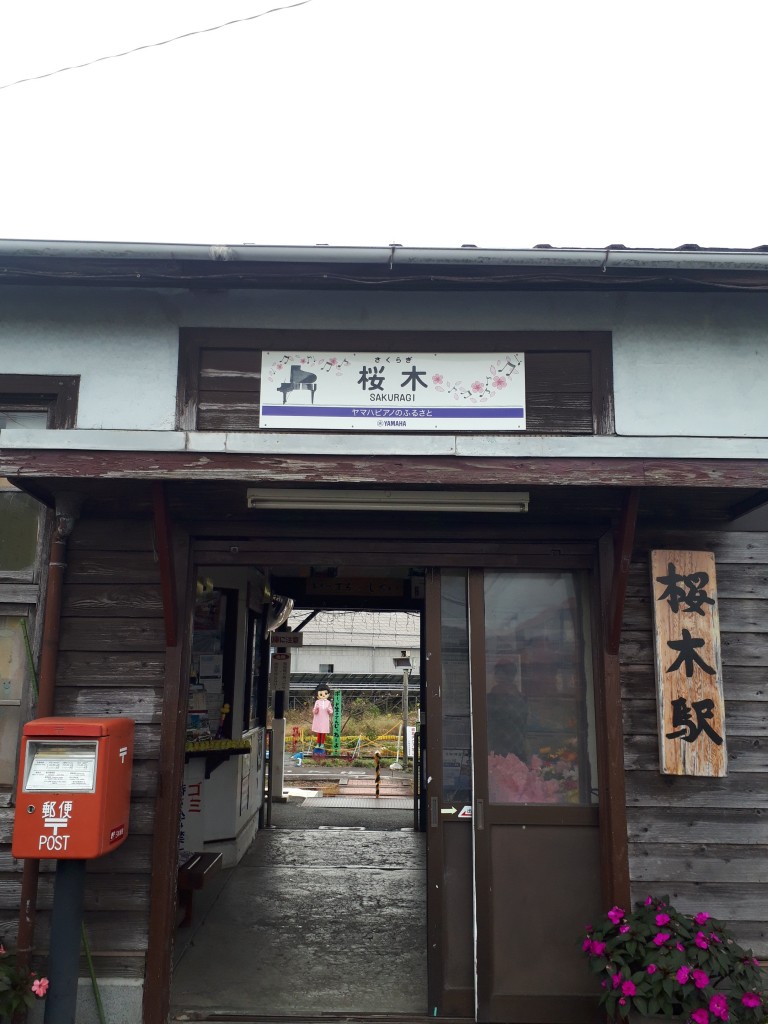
[260,351,525,431]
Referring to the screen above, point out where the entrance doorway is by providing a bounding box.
[171,583,430,1020]
[167,544,609,1023]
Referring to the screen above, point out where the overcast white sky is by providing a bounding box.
[0,0,766,250]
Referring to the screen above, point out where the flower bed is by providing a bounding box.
[582,896,766,1023]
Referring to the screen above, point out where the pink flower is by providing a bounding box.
[488,752,563,803]
[622,981,637,996]
[677,943,686,952]
[644,896,654,906]
[492,375,507,389]
[691,1011,710,1024]
[582,938,592,952]
[654,931,671,946]
[607,906,625,924]
[709,994,729,1021]
[471,380,485,393]
[656,912,671,926]
[695,912,711,925]
[677,966,691,984]
[693,969,710,989]
[695,931,710,949]
[612,973,622,989]
[647,964,658,975]
[619,925,631,934]
[741,993,762,1009]
[590,940,606,956]
[619,998,626,1006]
[32,977,49,997]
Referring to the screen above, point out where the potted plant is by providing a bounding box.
[0,943,48,1024]
[582,896,766,1023]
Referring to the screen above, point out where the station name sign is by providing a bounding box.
[259,351,526,431]
[650,549,727,777]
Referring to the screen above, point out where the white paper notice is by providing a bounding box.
[25,745,97,792]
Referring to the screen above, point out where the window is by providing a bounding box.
[0,374,79,429]
[484,571,598,806]
[0,481,44,797]
[0,410,49,429]
[0,377,71,796]
[0,616,34,791]
[0,481,43,579]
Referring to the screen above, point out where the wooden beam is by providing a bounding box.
[3,448,768,487]
[728,489,768,521]
[152,482,177,648]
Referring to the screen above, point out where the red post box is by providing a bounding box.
[12,717,134,859]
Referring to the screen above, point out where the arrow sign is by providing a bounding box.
[440,807,458,815]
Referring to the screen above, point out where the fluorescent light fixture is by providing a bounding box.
[246,488,529,513]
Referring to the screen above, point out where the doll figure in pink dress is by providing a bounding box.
[311,685,333,753]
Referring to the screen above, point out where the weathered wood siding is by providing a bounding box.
[178,330,614,435]
[623,530,768,956]
[38,517,163,977]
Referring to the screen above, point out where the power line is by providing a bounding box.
[0,0,315,93]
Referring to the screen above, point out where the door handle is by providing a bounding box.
[430,796,439,828]
[475,798,484,830]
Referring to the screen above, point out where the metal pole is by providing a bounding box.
[44,858,87,1024]
[374,750,380,798]
[402,668,410,768]
[413,724,420,831]
[265,727,273,828]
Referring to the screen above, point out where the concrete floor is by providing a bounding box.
[170,805,427,1020]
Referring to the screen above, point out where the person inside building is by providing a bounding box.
[486,655,529,763]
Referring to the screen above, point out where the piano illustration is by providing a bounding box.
[276,365,318,404]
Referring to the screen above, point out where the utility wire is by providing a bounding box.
[0,0,314,92]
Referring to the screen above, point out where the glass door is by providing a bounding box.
[425,570,475,1018]
[469,569,603,1023]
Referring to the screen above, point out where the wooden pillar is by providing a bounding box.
[143,485,192,1024]
[597,487,638,908]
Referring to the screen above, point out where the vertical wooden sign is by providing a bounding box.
[650,550,727,777]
